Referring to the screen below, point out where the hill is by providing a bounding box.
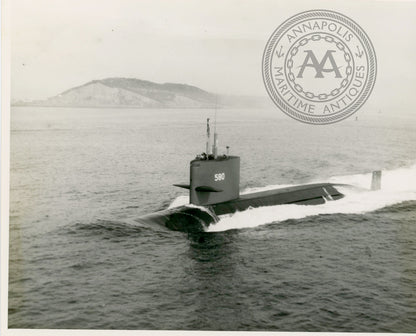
[14,78,269,109]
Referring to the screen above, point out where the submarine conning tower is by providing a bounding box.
[174,118,240,206]
[190,155,240,206]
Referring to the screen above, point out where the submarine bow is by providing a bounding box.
[139,205,218,232]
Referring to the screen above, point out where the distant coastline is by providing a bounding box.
[12,77,270,109]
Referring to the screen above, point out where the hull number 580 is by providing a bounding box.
[214,173,225,181]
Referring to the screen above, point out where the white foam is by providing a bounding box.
[241,184,295,195]
[168,195,189,209]
[207,164,416,232]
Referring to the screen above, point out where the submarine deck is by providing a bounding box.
[209,183,343,216]
[138,182,346,232]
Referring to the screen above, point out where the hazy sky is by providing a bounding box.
[10,0,416,111]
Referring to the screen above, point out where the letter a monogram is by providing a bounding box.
[297,50,342,78]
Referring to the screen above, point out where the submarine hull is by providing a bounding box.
[138,183,344,232]
[139,205,218,232]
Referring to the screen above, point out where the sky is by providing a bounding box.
[10,0,416,112]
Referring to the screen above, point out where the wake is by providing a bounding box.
[168,164,416,232]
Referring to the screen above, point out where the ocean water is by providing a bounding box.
[8,106,416,331]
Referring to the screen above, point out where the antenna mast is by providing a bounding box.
[206,118,211,155]
[212,96,218,158]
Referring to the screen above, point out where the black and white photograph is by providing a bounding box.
[1,0,416,334]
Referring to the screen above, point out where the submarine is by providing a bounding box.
[139,119,381,232]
